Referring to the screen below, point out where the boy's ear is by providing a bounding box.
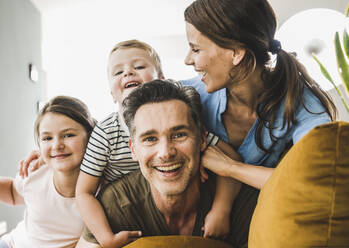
[232,48,246,66]
[129,138,138,161]
[110,91,117,104]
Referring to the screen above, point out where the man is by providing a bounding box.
[77,80,258,248]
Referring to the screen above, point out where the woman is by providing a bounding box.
[0,96,96,248]
[182,0,336,189]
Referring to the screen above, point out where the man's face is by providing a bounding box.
[130,100,206,197]
[108,47,159,106]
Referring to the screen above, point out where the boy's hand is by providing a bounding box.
[19,150,43,178]
[106,231,142,248]
[202,209,230,239]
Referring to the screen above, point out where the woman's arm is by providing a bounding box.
[201,146,274,189]
[0,177,24,205]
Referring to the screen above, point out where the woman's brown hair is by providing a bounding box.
[185,0,337,152]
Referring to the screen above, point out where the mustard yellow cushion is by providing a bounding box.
[124,235,232,248]
[249,121,349,247]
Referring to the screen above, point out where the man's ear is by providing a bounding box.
[232,48,246,66]
[129,138,138,161]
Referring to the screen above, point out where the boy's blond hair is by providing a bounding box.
[109,39,164,79]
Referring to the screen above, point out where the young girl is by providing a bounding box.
[0,96,98,248]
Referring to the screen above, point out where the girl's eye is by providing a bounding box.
[64,133,75,138]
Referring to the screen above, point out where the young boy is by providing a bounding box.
[23,40,241,248]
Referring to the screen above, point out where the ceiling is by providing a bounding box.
[30,0,348,27]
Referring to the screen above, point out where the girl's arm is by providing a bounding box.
[76,172,141,248]
[202,146,274,189]
[202,140,241,238]
[0,177,24,206]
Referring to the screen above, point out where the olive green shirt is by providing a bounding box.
[82,171,215,242]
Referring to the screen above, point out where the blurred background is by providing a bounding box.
[0,0,348,233]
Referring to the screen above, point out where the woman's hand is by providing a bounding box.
[201,146,238,177]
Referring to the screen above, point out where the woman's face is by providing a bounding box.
[185,22,244,93]
[38,112,88,174]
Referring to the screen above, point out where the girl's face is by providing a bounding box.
[38,112,88,174]
[184,22,244,92]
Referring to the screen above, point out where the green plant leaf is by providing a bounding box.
[343,29,349,59]
[313,53,349,113]
[312,54,335,84]
[335,32,349,94]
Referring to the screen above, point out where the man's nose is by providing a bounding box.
[157,138,176,160]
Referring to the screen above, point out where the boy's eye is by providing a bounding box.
[41,136,52,141]
[135,65,145,70]
[114,71,122,76]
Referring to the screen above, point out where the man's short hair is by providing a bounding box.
[122,79,204,138]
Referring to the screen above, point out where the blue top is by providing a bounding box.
[181,76,331,168]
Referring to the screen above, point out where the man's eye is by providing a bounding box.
[173,132,187,140]
[142,136,157,143]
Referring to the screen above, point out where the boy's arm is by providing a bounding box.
[0,177,24,206]
[75,171,117,248]
[202,140,242,238]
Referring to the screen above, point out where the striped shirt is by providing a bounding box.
[80,112,219,184]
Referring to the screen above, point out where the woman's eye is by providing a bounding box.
[192,48,199,53]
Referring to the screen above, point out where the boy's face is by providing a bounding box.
[108,47,159,106]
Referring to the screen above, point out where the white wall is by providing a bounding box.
[31,0,349,121]
[0,0,43,230]
[36,0,196,121]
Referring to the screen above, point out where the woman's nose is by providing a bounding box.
[184,51,193,66]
